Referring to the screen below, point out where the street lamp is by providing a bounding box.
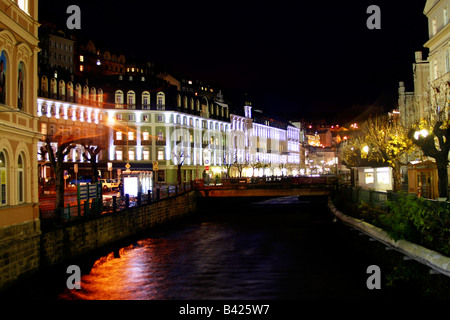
[414,129,429,140]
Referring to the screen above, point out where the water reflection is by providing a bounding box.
[61,239,175,300]
[55,197,450,300]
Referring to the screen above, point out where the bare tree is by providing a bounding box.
[80,134,106,183]
[43,133,76,210]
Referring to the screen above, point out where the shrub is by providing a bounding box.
[381,193,450,256]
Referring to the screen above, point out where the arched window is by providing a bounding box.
[115,90,124,108]
[17,154,24,203]
[97,88,103,104]
[41,76,48,97]
[50,78,57,99]
[142,91,150,109]
[183,96,188,109]
[58,79,65,100]
[157,92,165,110]
[75,84,82,102]
[90,87,97,103]
[190,98,194,110]
[127,90,135,108]
[83,85,89,102]
[67,82,74,101]
[0,151,6,205]
[177,94,181,108]
[0,51,7,105]
[18,61,25,110]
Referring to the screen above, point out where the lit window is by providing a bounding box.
[158,150,164,160]
[143,150,150,161]
[116,131,122,140]
[364,169,374,184]
[157,131,164,141]
[116,150,123,161]
[80,55,84,62]
[18,0,29,13]
[128,131,134,141]
[79,65,84,72]
[128,150,135,161]
[41,123,47,136]
[143,132,149,141]
[377,168,390,184]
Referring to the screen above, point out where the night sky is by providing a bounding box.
[39,0,429,124]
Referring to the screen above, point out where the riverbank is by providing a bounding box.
[328,197,450,278]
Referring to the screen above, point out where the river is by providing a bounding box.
[2,195,450,301]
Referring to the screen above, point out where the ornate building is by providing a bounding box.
[0,0,41,287]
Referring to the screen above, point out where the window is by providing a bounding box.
[80,55,84,62]
[18,62,25,110]
[0,51,7,105]
[128,150,135,161]
[18,0,29,14]
[376,168,390,185]
[157,92,165,109]
[116,150,123,161]
[142,131,149,141]
[116,114,122,121]
[364,169,374,184]
[157,150,164,160]
[143,114,149,122]
[143,150,150,161]
[157,131,164,141]
[41,123,47,136]
[115,90,124,108]
[116,131,122,140]
[0,151,6,205]
[127,91,135,108]
[142,91,150,108]
[128,114,134,121]
[18,154,24,203]
[157,115,163,122]
[128,131,134,141]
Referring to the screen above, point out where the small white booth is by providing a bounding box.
[356,166,393,192]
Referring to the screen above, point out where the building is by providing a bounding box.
[398,52,429,129]
[229,102,301,177]
[38,22,75,79]
[0,0,41,287]
[397,0,450,198]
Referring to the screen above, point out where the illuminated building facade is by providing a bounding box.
[229,102,301,177]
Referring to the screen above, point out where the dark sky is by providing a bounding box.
[39,0,429,124]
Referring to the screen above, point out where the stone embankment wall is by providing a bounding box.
[328,197,450,278]
[0,190,197,290]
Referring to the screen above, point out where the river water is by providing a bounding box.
[2,196,450,301]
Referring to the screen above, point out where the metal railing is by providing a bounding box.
[39,182,194,231]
